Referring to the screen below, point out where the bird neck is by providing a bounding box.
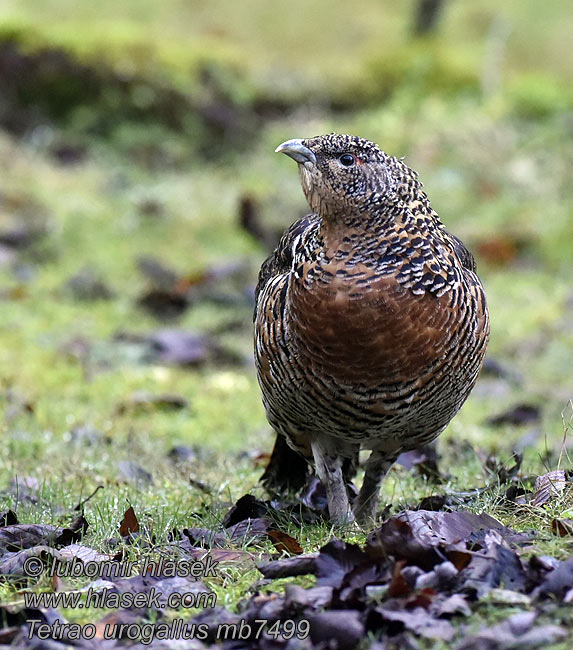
[318,202,397,252]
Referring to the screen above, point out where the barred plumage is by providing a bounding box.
[255,134,489,525]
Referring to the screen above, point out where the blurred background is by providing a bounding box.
[1,1,572,495]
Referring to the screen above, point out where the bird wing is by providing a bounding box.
[446,232,477,272]
[254,213,321,320]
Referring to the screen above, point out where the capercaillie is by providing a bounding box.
[254,134,489,525]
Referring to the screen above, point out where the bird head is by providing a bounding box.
[276,133,418,224]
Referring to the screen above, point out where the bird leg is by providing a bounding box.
[353,449,397,525]
[310,436,354,526]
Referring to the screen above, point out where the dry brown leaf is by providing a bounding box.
[552,518,573,537]
[119,506,140,537]
[267,529,303,555]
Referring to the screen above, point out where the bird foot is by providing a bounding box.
[328,505,355,528]
[352,500,378,527]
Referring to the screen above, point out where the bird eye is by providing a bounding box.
[339,153,355,167]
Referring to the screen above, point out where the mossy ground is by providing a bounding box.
[0,1,571,645]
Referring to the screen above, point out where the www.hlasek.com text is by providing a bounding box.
[24,586,216,610]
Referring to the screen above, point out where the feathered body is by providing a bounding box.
[255,134,489,525]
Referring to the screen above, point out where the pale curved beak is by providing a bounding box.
[275,139,317,165]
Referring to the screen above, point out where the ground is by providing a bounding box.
[0,1,572,648]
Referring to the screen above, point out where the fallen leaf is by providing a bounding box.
[532,557,573,600]
[182,527,226,548]
[49,140,86,165]
[60,513,89,543]
[414,494,450,511]
[486,403,540,427]
[480,357,519,380]
[0,625,19,644]
[456,611,567,649]
[370,605,456,641]
[222,494,270,527]
[51,572,63,592]
[414,560,460,591]
[307,609,365,650]
[116,391,189,415]
[148,329,213,365]
[532,469,567,507]
[0,510,18,527]
[505,483,531,504]
[315,539,373,589]
[64,266,115,301]
[434,593,472,618]
[153,577,215,609]
[183,517,269,549]
[267,529,303,555]
[136,255,249,319]
[257,553,319,579]
[387,560,412,597]
[184,546,254,564]
[205,548,255,564]
[0,518,87,552]
[137,288,190,320]
[552,518,573,536]
[396,443,444,483]
[0,545,59,578]
[167,445,197,464]
[225,517,269,542]
[367,510,507,570]
[483,451,523,484]
[0,223,46,250]
[525,554,560,592]
[93,609,142,640]
[69,426,105,447]
[58,543,117,565]
[117,461,153,486]
[462,536,527,598]
[0,539,110,579]
[0,601,66,636]
[299,475,329,513]
[284,583,333,609]
[119,506,140,537]
[104,572,214,611]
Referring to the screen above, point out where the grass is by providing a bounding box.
[0,0,572,645]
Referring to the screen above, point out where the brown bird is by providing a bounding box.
[254,134,489,525]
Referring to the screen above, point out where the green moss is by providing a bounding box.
[507,74,573,118]
[353,41,481,107]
